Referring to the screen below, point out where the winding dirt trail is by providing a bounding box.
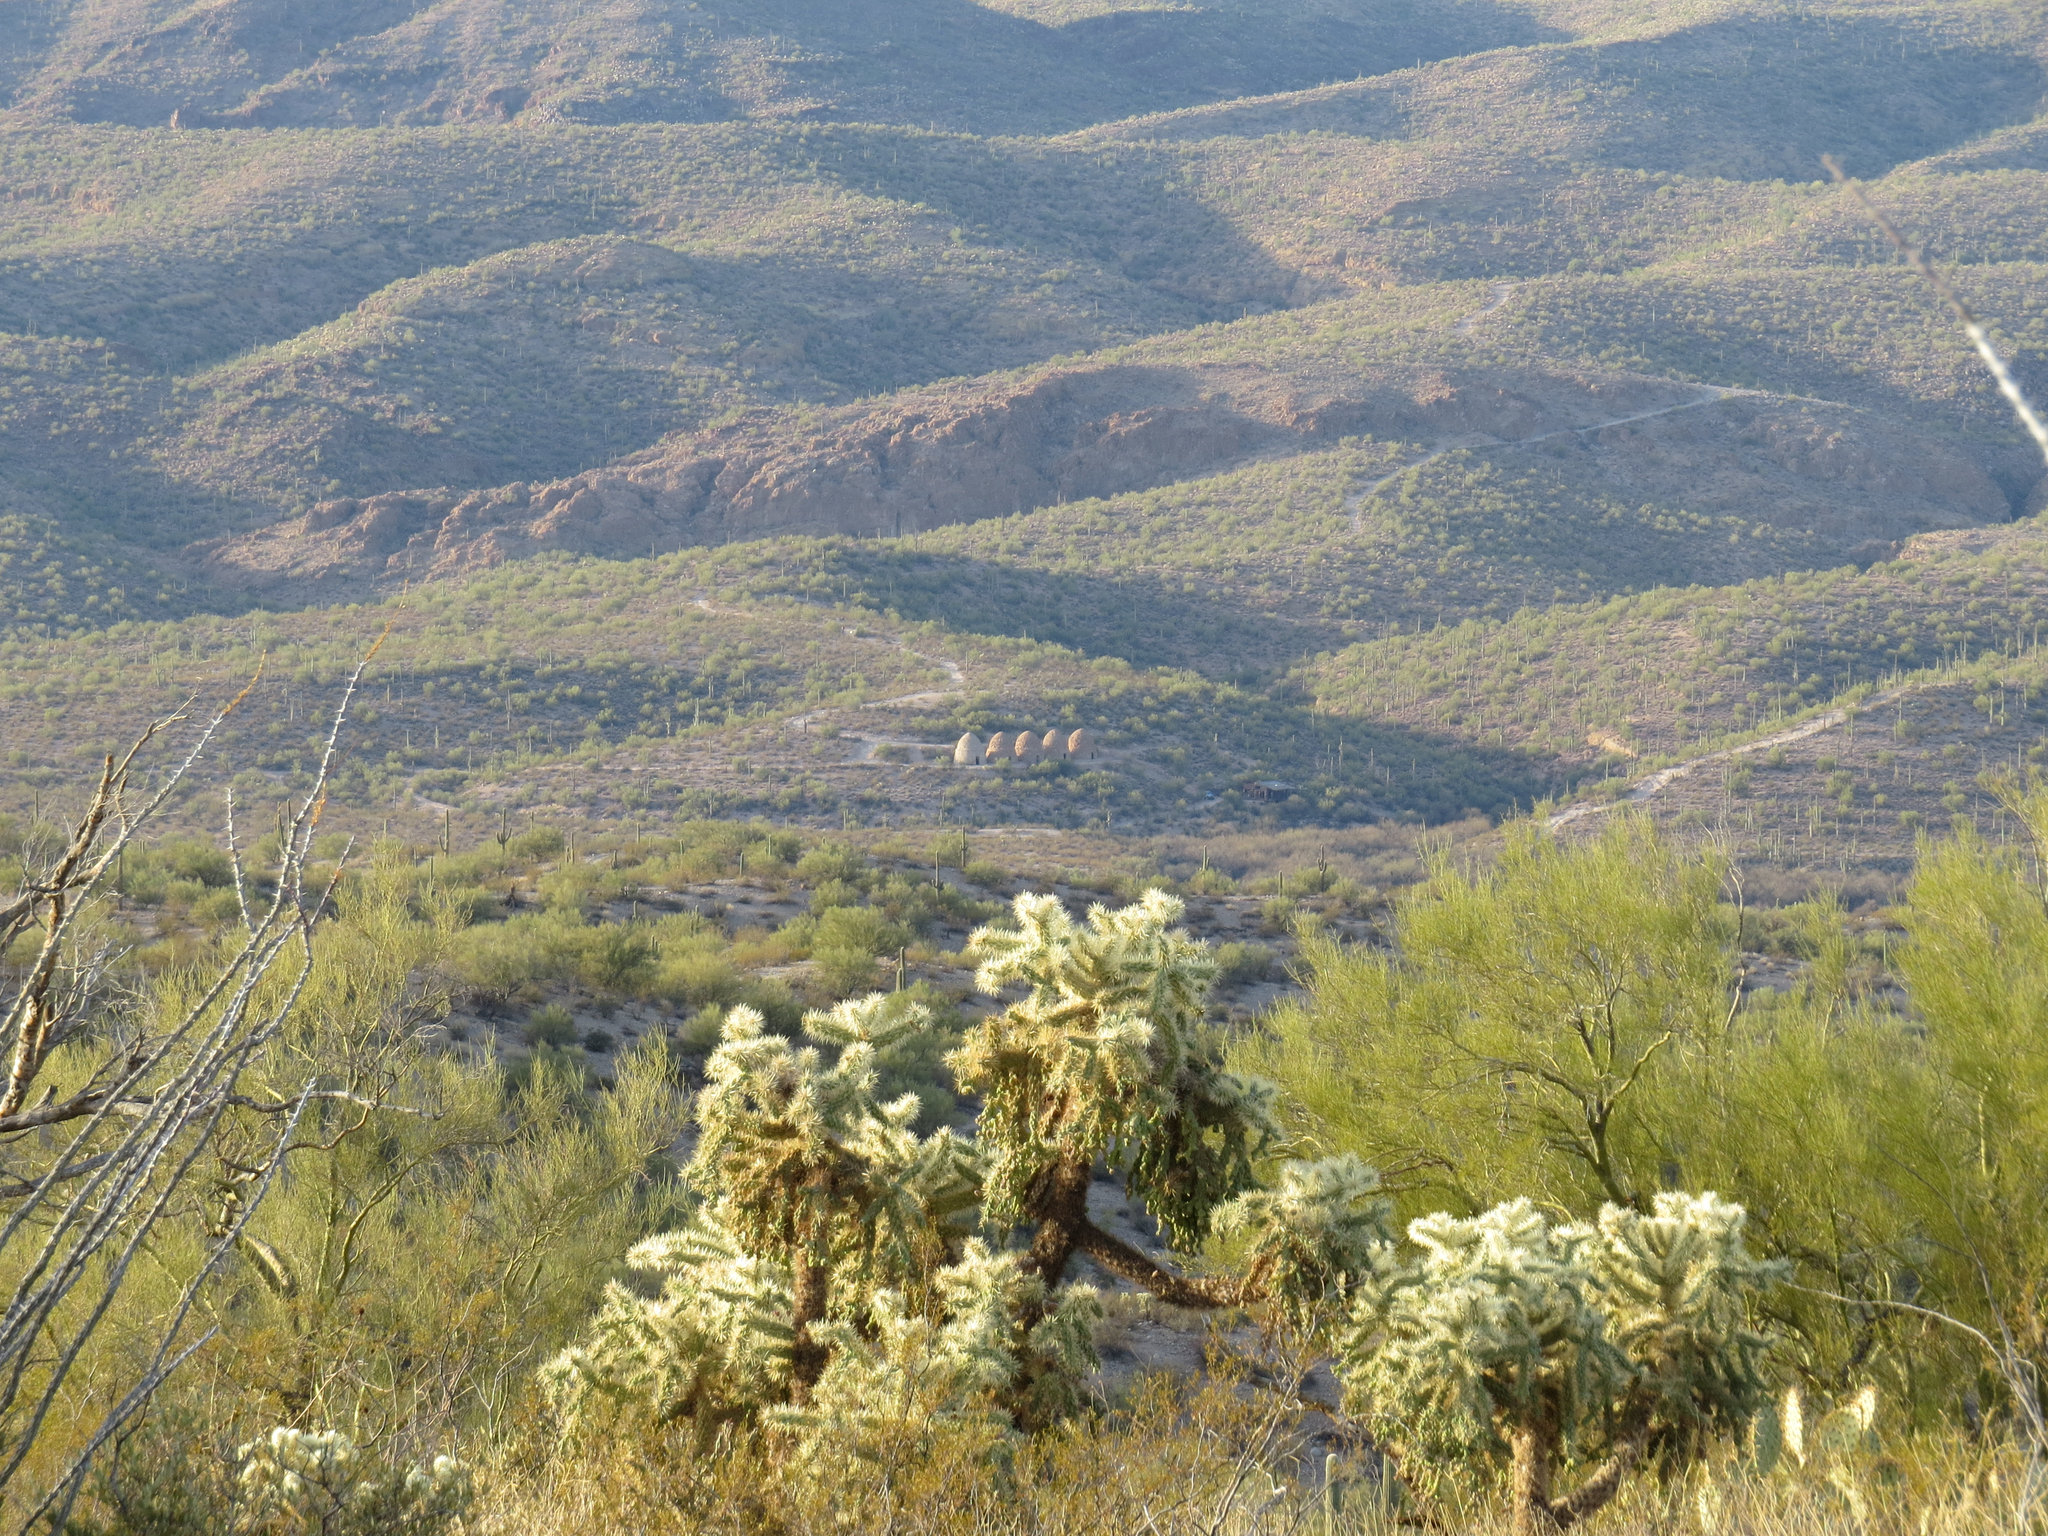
[1346,282,1760,531]
[864,647,966,709]
[781,628,969,758]
[1546,683,1914,829]
[1454,280,1519,334]
[1346,383,1755,531]
[689,595,969,765]
[840,647,969,761]
[1334,284,1921,832]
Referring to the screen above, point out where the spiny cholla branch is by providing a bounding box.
[1825,153,2048,466]
[0,628,387,1527]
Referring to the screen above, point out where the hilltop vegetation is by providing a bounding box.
[1,0,1549,135]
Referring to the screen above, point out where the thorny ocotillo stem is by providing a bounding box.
[1824,153,2048,466]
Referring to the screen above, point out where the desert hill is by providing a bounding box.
[2,0,2048,894]
[1,0,1547,132]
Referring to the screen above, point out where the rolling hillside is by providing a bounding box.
[3,0,2048,894]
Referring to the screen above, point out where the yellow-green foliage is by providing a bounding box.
[1248,799,2048,1433]
[1242,817,1730,1216]
[1866,780,2048,1386]
[170,855,688,1444]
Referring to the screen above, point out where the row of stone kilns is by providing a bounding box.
[954,727,1098,765]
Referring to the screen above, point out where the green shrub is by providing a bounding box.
[524,1004,577,1048]
[506,1039,592,1092]
[871,988,967,1134]
[451,910,603,1003]
[659,948,741,1007]
[815,905,911,960]
[1212,941,1276,986]
[734,978,804,1036]
[796,843,868,886]
[678,1008,727,1052]
[815,946,884,998]
[582,923,657,994]
[508,827,567,861]
[808,876,864,912]
[159,836,234,889]
[450,919,542,1005]
[540,862,610,915]
[187,887,244,924]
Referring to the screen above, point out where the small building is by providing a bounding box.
[1067,727,1098,761]
[986,731,1012,761]
[953,732,983,765]
[1014,730,1040,762]
[1242,779,1295,803]
[1040,729,1066,759]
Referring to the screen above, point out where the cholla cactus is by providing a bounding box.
[689,997,978,1391]
[239,1427,364,1520]
[1342,1193,1784,1536]
[1214,1154,1395,1326]
[1583,1192,1785,1446]
[951,891,1293,1300]
[236,1427,469,1534]
[1346,1200,1628,1471]
[783,1241,1102,1470]
[538,1216,796,1438]
[548,892,1403,1454]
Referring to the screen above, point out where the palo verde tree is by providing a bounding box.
[1239,816,1733,1218]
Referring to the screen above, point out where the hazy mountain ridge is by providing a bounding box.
[0,0,1552,133]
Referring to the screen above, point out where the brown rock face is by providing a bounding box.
[202,354,2023,596]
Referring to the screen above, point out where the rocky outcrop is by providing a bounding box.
[204,360,1667,587]
[202,354,2026,594]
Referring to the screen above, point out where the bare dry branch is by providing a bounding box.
[0,635,383,1522]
